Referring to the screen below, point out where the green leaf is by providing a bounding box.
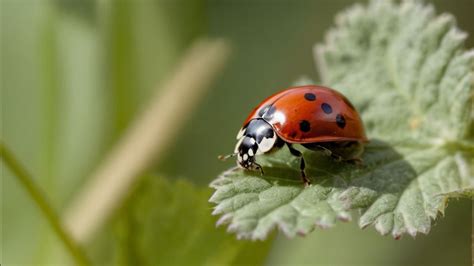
[210,0,474,240]
[105,176,272,265]
[441,188,474,198]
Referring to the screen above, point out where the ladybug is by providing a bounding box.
[221,85,368,186]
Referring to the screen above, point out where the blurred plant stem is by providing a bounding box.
[63,38,231,244]
[0,142,90,266]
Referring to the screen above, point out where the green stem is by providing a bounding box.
[0,142,90,266]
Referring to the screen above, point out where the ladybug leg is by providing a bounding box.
[287,144,311,186]
[346,157,363,166]
[334,142,364,166]
[253,162,265,175]
[309,143,348,162]
[313,144,342,161]
[313,145,333,157]
[331,154,343,162]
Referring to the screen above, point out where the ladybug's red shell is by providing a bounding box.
[244,85,367,143]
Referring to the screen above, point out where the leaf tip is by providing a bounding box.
[297,230,309,237]
[208,192,220,203]
[407,228,418,238]
[211,206,222,215]
[227,223,239,233]
[374,223,390,236]
[216,213,232,226]
[315,220,334,230]
[337,212,352,222]
[359,221,371,230]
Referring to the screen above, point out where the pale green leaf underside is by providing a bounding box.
[210,0,474,240]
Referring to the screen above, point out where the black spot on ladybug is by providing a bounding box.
[299,120,311,132]
[321,103,333,114]
[258,105,270,117]
[304,93,316,101]
[262,105,276,120]
[336,114,346,129]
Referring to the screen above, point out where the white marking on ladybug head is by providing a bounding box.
[234,119,279,169]
[234,136,244,153]
[257,133,277,154]
[236,127,246,140]
[248,149,254,156]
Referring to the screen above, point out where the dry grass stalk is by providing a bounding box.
[63,39,231,243]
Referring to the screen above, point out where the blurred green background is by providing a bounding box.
[1,0,473,265]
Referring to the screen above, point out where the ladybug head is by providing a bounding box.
[234,119,277,171]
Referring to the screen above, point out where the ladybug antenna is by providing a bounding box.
[218,153,236,161]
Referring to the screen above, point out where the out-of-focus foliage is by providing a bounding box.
[90,176,272,266]
[1,0,204,264]
[210,0,473,240]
